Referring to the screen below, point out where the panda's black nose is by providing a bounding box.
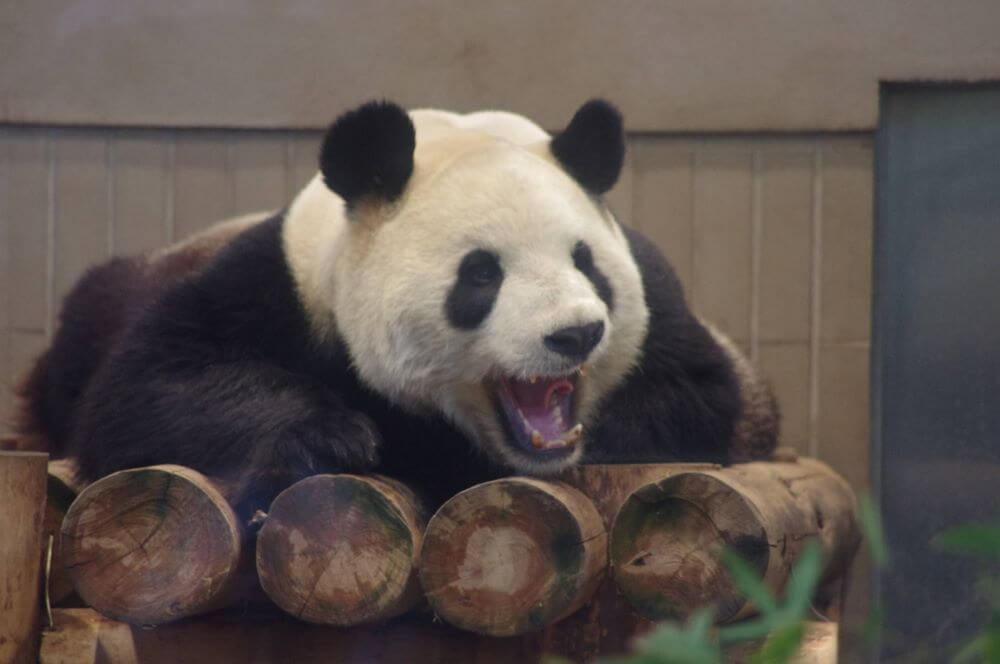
[544,321,605,360]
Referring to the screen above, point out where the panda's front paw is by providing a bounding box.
[291,406,382,473]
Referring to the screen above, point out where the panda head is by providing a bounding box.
[285,100,649,474]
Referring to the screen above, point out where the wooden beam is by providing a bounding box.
[0,451,48,664]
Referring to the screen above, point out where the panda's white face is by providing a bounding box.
[284,102,648,474]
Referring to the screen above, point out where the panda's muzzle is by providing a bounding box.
[494,372,583,455]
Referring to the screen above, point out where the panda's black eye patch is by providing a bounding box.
[572,241,594,272]
[458,250,503,287]
[446,250,504,330]
[572,240,615,311]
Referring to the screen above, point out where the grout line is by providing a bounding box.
[807,146,824,458]
[106,134,117,256]
[226,133,236,217]
[45,131,56,341]
[750,150,763,364]
[284,136,296,203]
[165,135,176,243]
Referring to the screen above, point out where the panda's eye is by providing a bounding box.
[458,250,502,287]
[572,241,594,273]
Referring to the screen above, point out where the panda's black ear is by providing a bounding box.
[319,101,416,207]
[550,100,625,195]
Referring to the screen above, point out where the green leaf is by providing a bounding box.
[934,523,1000,558]
[637,615,722,664]
[862,608,884,644]
[751,621,806,664]
[783,539,823,616]
[595,657,664,664]
[721,549,778,615]
[952,634,988,664]
[687,609,715,641]
[541,657,576,664]
[858,493,890,568]
[718,616,777,644]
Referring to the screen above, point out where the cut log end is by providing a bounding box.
[419,478,606,637]
[60,464,243,625]
[610,459,860,624]
[610,475,765,622]
[256,474,427,626]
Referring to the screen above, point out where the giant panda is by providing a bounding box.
[16,100,778,518]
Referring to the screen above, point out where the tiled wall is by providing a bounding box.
[0,128,873,492]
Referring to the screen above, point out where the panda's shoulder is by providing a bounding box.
[620,226,688,323]
[619,225,733,376]
[145,213,313,353]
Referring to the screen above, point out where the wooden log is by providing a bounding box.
[256,474,428,625]
[525,463,718,659]
[61,464,244,625]
[0,451,48,664]
[420,477,606,637]
[610,458,860,623]
[45,458,85,605]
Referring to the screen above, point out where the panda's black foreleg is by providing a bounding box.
[71,358,381,516]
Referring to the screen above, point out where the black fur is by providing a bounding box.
[573,240,614,310]
[550,100,625,195]
[445,249,504,329]
[27,216,501,517]
[583,228,743,465]
[319,101,416,207]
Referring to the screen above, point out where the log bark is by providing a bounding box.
[610,458,860,623]
[0,451,48,664]
[45,459,84,605]
[256,474,428,625]
[60,464,244,625]
[420,477,606,637]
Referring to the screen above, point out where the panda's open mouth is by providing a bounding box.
[494,373,582,455]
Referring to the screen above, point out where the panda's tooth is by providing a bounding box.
[565,424,584,445]
[529,375,538,384]
[530,431,546,449]
[579,364,588,377]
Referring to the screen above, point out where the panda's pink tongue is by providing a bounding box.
[500,376,578,451]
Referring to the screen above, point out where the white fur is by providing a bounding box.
[282,109,648,473]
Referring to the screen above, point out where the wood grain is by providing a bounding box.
[256,474,427,625]
[60,464,243,625]
[0,451,48,664]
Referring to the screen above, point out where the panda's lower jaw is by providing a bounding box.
[493,374,582,456]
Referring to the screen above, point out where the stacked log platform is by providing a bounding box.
[35,454,858,662]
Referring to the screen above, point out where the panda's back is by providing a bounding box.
[14,213,273,455]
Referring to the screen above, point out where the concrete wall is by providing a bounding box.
[3,1,999,131]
